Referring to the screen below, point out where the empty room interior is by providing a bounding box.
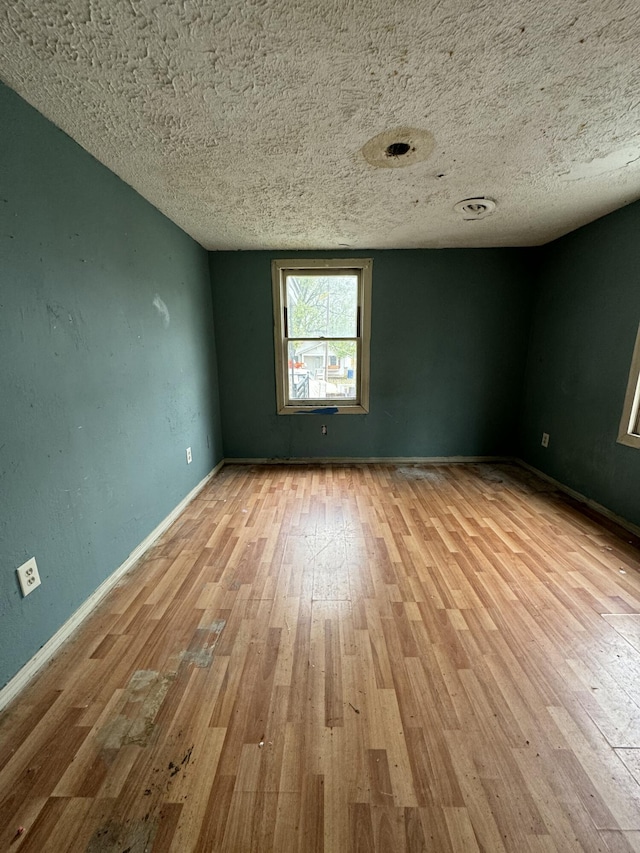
[2,1,640,851]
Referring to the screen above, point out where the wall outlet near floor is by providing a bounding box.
[541,432,550,448]
[17,557,41,597]
[186,447,192,464]
[321,425,328,436]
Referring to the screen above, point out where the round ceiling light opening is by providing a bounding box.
[361,127,435,169]
[454,197,497,220]
[386,141,412,158]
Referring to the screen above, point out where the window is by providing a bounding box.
[618,321,640,449]
[272,258,372,414]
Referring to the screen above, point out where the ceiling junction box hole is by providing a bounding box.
[386,142,412,157]
[361,127,435,169]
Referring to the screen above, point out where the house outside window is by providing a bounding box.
[271,259,372,414]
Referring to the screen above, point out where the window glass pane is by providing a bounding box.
[288,340,358,401]
[633,397,640,435]
[286,274,358,338]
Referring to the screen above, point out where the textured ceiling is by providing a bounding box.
[2,0,640,250]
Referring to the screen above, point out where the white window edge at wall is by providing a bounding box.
[272,258,372,415]
[617,321,640,449]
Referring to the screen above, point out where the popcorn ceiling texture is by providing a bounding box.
[1,0,640,250]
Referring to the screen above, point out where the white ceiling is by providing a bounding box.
[2,0,640,250]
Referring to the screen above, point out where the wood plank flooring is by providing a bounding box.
[1,463,640,852]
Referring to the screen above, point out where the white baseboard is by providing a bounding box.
[225,456,512,465]
[516,460,640,539]
[0,459,225,713]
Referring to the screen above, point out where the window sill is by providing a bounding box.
[277,403,369,415]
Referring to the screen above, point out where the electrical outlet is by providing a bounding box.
[186,447,192,464]
[541,432,550,448]
[17,557,41,597]
[321,425,328,436]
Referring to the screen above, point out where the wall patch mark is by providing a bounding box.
[152,294,170,328]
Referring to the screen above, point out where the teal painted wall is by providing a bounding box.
[520,201,640,529]
[0,83,223,688]
[210,250,534,459]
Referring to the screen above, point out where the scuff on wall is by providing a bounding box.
[152,294,170,328]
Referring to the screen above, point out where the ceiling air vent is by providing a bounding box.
[454,198,497,220]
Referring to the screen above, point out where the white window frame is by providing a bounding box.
[272,258,372,415]
[618,321,640,449]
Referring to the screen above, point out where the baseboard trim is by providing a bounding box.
[0,459,225,713]
[225,456,513,465]
[516,459,640,539]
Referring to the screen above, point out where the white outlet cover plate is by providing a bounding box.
[186,447,192,464]
[17,557,41,597]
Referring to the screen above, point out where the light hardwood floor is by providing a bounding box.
[1,463,640,852]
